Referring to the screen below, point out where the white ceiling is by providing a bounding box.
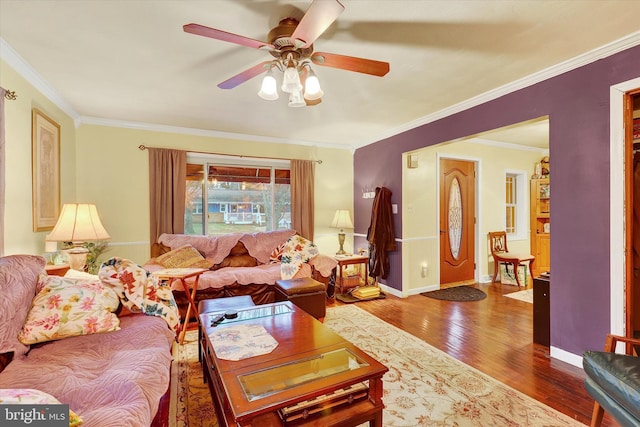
[1,0,639,150]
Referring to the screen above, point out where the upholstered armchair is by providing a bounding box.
[582,334,640,427]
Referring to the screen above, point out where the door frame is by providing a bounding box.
[437,153,481,285]
[610,77,640,339]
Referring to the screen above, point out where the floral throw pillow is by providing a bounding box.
[18,276,120,345]
[280,235,319,279]
[0,388,83,426]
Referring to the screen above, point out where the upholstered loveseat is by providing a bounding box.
[0,255,177,426]
[143,230,337,315]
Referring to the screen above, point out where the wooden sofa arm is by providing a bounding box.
[603,334,640,355]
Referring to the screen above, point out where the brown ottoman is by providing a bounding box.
[275,277,326,319]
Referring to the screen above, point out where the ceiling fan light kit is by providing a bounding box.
[281,59,303,94]
[183,0,389,108]
[257,68,279,100]
[303,67,323,101]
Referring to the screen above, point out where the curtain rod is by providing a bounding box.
[137,144,322,164]
[3,90,17,100]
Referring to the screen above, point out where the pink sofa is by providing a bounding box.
[144,230,337,315]
[0,255,175,427]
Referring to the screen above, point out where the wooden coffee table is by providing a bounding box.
[200,301,388,426]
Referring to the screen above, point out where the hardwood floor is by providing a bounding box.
[329,282,618,427]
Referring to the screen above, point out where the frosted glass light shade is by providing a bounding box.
[258,70,278,100]
[303,69,323,101]
[331,210,354,231]
[47,203,110,243]
[281,65,303,94]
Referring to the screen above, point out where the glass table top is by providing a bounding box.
[238,348,369,401]
[203,303,293,327]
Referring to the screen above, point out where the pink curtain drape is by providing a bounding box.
[290,159,315,241]
[148,148,186,248]
[0,88,5,256]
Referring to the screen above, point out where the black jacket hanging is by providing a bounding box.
[367,186,396,280]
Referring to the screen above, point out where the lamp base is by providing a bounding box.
[67,248,89,271]
[336,232,347,255]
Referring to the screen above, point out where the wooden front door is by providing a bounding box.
[439,158,476,286]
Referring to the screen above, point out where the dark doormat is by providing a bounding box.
[421,286,486,302]
[336,292,386,304]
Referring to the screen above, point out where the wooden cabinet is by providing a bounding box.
[533,276,550,346]
[530,178,550,277]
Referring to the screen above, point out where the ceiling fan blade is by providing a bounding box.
[218,61,272,89]
[311,52,389,77]
[183,23,274,51]
[290,0,345,48]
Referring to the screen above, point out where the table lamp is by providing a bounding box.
[46,203,110,271]
[331,210,353,255]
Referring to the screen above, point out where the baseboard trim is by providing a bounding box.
[550,345,583,369]
[378,283,403,298]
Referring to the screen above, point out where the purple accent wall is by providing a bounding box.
[354,45,640,356]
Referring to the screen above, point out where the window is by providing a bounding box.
[505,175,516,234]
[184,155,291,235]
[505,171,528,239]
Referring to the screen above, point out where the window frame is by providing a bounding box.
[505,169,528,241]
[186,153,291,235]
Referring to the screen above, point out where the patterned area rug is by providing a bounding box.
[170,331,217,427]
[504,288,534,304]
[171,305,580,426]
[420,285,487,302]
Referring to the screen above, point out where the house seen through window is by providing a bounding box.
[185,155,291,235]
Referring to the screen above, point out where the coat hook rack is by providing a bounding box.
[362,187,375,199]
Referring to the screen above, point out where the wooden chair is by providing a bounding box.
[488,231,535,287]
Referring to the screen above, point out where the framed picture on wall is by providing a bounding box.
[32,108,61,231]
[634,117,640,142]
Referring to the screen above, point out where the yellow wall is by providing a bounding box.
[2,59,354,264]
[2,60,77,255]
[75,125,353,263]
[402,139,543,294]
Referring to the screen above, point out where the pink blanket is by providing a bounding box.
[0,315,174,427]
[145,262,289,290]
[158,230,295,265]
[158,233,243,264]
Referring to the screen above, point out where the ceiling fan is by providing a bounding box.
[183,0,389,107]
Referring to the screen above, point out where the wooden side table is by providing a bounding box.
[152,268,207,344]
[45,263,70,277]
[334,255,369,295]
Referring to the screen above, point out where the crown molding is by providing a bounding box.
[0,38,80,123]
[357,31,640,148]
[468,138,547,153]
[78,115,353,150]
[3,30,639,150]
